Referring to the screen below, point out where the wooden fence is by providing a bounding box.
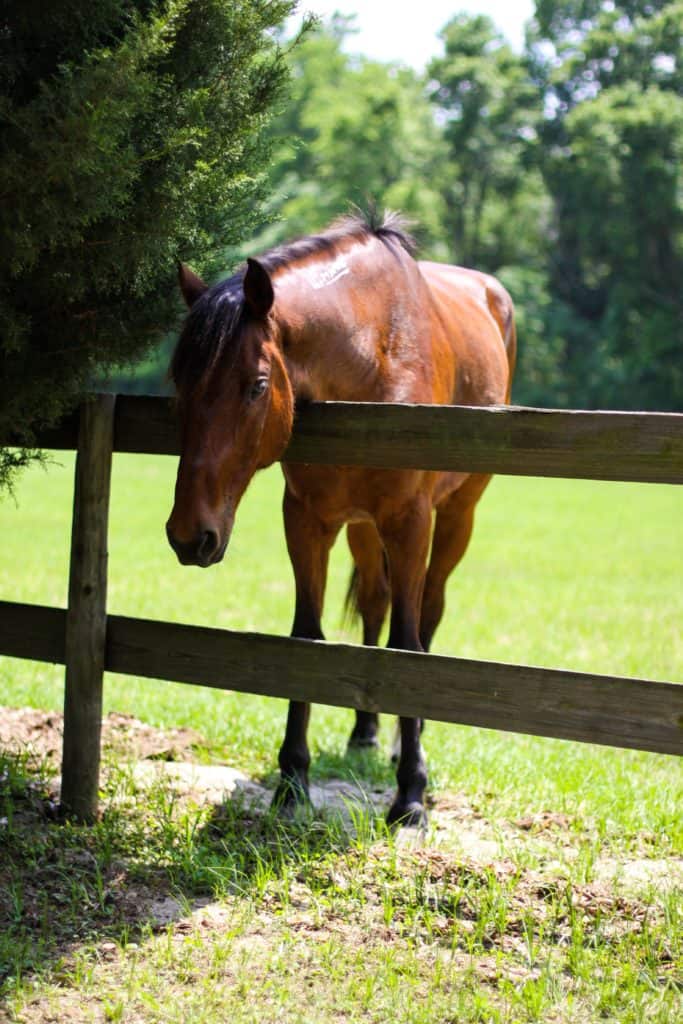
[1,393,682,821]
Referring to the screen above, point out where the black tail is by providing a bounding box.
[343,566,361,630]
[342,548,390,631]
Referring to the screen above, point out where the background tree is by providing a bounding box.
[0,0,296,489]
[427,14,547,271]
[528,0,683,408]
[426,14,563,404]
[257,16,448,255]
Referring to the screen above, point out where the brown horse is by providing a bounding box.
[166,212,515,826]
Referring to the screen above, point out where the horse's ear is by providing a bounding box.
[243,258,274,318]
[178,262,208,308]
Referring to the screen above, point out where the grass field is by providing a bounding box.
[1,454,682,1021]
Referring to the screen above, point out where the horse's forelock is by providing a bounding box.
[171,275,246,391]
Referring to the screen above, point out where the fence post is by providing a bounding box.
[60,394,116,822]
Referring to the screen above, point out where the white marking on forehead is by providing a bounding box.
[309,256,351,291]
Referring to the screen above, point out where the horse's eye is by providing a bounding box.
[249,376,269,400]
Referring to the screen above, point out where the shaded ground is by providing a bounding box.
[1,708,681,1023]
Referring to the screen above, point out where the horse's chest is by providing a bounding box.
[281,463,371,523]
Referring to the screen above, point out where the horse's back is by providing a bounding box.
[418,260,515,405]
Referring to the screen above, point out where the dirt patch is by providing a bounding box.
[595,855,683,891]
[515,810,574,832]
[3,706,681,898]
[2,707,680,1024]
[0,705,201,766]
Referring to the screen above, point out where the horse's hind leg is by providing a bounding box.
[420,474,491,651]
[272,486,339,813]
[345,522,390,750]
[390,476,492,769]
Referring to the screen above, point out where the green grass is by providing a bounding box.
[1,752,681,1023]
[1,454,682,1022]
[1,454,681,841]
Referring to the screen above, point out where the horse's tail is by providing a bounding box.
[343,566,362,628]
[342,546,390,632]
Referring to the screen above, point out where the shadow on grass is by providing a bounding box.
[255,743,397,804]
[0,744,388,998]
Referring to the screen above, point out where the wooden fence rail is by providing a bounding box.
[31,394,683,483]
[1,393,682,821]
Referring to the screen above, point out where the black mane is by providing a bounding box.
[170,211,415,390]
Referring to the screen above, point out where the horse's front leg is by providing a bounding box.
[379,495,432,828]
[272,486,339,813]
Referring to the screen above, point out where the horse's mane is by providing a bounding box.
[257,210,415,276]
[171,211,415,390]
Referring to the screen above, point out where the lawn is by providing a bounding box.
[0,454,681,1021]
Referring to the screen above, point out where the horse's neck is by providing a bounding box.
[273,248,426,403]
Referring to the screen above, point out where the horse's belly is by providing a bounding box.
[281,462,433,527]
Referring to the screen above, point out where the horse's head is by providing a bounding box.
[166,259,293,567]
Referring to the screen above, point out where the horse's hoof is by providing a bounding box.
[270,778,310,816]
[386,800,428,829]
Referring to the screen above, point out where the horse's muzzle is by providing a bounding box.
[166,523,226,568]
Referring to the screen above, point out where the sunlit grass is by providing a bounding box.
[0,454,682,845]
[1,749,681,1023]
[1,449,681,1022]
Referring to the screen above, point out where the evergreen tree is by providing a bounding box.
[0,0,295,489]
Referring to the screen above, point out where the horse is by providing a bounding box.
[166,212,516,827]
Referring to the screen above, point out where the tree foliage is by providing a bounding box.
[427,14,547,270]
[0,0,295,488]
[529,0,683,407]
[256,16,448,255]
[6,0,680,445]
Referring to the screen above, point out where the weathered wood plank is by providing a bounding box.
[110,397,683,483]
[106,615,683,756]
[284,402,683,484]
[60,396,115,822]
[2,602,680,754]
[0,601,66,663]
[114,394,179,456]
[8,396,682,484]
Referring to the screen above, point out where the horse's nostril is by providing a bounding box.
[197,529,219,563]
[166,522,220,566]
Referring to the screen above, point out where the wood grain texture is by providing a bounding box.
[2,601,680,755]
[60,395,115,822]
[8,395,683,484]
[283,402,683,484]
[105,615,683,756]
